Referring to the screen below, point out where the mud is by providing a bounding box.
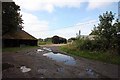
[2,44,119,78]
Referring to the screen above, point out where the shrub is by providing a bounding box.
[74,38,105,51]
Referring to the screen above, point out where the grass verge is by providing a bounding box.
[38,42,52,45]
[59,45,120,65]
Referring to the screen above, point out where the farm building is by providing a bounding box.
[52,35,67,44]
[2,30,38,47]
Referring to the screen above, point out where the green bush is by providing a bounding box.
[74,38,91,50]
[74,38,105,51]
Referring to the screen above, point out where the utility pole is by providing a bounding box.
[76,30,81,39]
[79,30,81,36]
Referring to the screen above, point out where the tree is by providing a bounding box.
[2,2,23,35]
[38,38,43,42]
[68,37,76,42]
[90,25,98,35]
[92,11,116,49]
[44,37,52,42]
[113,19,120,54]
[90,11,119,51]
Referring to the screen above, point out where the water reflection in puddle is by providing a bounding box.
[43,52,76,65]
[20,66,31,73]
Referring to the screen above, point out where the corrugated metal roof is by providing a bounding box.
[2,30,37,40]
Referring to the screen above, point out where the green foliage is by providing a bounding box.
[38,38,44,42]
[75,38,91,50]
[68,37,76,42]
[90,11,119,53]
[90,25,98,35]
[2,2,23,35]
[44,37,52,42]
[38,41,46,45]
[38,38,52,45]
[73,38,104,51]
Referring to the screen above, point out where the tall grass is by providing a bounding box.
[59,44,120,64]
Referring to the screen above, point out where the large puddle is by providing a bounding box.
[43,52,76,65]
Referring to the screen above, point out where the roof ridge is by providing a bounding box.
[2,30,37,40]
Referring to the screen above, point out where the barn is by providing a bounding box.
[52,35,67,44]
[2,30,38,47]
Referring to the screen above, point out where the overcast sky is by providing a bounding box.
[13,0,118,39]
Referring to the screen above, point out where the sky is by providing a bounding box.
[13,0,119,39]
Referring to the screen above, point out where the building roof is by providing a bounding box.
[2,30,37,40]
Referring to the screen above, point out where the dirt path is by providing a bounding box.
[2,44,119,78]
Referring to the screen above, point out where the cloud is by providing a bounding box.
[13,0,84,13]
[13,0,118,13]
[21,11,50,38]
[87,0,116,10]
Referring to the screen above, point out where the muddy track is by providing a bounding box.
[2,44,119,78]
